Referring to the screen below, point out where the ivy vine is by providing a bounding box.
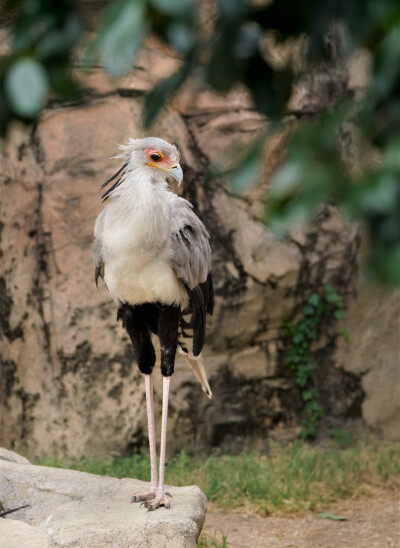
[283,285,347,439]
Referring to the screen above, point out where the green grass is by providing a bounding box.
[198,533,229,548]
[35,442,400,516]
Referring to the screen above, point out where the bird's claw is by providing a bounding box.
[130,491,157,504]
[144,493,171,511]
[131,489,172,510]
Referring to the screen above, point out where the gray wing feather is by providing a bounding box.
[171,198,211,289]
[93,208,106,287]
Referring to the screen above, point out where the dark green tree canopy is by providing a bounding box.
[1,0,399,283]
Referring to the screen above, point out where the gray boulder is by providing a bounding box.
[0,449,206,547]
[0,519,52,548]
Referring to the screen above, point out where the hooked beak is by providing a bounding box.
[169,164,183,186]
[146,161,184,185]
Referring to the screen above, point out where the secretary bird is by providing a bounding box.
[93,137,213,511]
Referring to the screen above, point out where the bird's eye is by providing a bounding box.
[150,153,161,162]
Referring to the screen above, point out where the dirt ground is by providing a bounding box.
[203,488,399,548]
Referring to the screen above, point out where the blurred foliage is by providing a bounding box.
[0,0,83,127]
[283,285,347,439]
[1,0,399,283]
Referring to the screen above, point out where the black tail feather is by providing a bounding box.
[181,273,213,357]
[200,274,214,316]
[185,284,207,356]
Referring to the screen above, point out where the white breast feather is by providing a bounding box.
[100,169,187,306]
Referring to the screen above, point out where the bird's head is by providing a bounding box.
[117,137,183,185]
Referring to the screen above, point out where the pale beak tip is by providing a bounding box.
[170,165,183,186]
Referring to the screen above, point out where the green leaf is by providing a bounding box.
[369,240,400,285]
[317,512,347,521]
[218,0,246,22]
[308,293,320,306]
[334,310,344,320]
[143,68,188,127]
[230,143,261,192]
[269,162,303,199]
[302,388,319,401]
[300,422,317,439]
[36,12,82,60]
[234,21,261,60]
[305,400,324,415]
[5,58,48,117]
[323,284,335,293]
[95,0,146,77]
[302,390,313,401]
[150,0,193,16]
[292,333,304,344]
[166,22,195,54]
[206,32,239,92]
[302,305,314,316]
[325,292,339,303]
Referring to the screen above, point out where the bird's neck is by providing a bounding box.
[109,167,171,240]
[112,167,169,208]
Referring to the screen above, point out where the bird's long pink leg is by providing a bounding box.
[131,373,158,503]
[145,376,171,511]
[158,376,170,496]
[146,373,158,490]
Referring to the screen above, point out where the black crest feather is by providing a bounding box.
[100,162,128,202]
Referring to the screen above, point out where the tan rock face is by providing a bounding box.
[334,285,400,440]
[0,40,398,458]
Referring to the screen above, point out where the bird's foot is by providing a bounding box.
[142,491,171,511]
[130,490,157,503]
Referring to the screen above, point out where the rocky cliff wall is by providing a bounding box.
[0,40,398,457]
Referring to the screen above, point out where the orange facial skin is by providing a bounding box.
[144,148,176,171]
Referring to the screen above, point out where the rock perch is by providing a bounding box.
[0,449,206,547]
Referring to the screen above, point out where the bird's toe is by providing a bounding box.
[145,493,171,511]
[130,491,157,503]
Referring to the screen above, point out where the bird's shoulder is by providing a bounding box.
[169,195,208,234]
[170,195,193,213]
